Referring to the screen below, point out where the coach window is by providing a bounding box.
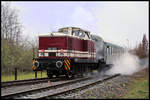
[110,47,112,55]
[112,47,113,55]
[107,45,109,55]
[107,47,109,55]
[106,46,108,55]
[105,46,107,55]
[108,47,109,55]
[111,47,112,55]
[109,46,110,55]
[116,49,118,55]
[107,47,110,55]
[114,48,115,54]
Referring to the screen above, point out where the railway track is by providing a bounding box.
[2,74,120,99]
[1,76,66,88]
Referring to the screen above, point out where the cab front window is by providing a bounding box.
[72,30,79,36]
[58,28,68,34]
[79,31,85,38]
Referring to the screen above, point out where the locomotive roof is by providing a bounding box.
[58,27,90,33]
[38,28,92,41]
[91,34,103,42]
[104,41,124,49]
[91,35,123,49]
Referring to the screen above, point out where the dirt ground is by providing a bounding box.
[132,67,149,79]
[119,67,149,98]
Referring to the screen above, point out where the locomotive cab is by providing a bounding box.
[54,27,91,40]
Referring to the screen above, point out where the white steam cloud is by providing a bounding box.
[106,52,142,75]
[66,6,96,32]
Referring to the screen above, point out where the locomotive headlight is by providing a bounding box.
[32,60,39,69]
[34,61,39,67]
[59,49,64,56]
[56,61,63,68]
[60,52,64,56]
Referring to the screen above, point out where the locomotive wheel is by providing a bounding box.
[47,74,53,78]
[47,70,53,78]
[56,74,59,78]
[77,73,84,77]
[98,64,106,73]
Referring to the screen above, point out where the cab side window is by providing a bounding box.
[85,32,91,39]
[63,29,68,34]
[84,32,89,39]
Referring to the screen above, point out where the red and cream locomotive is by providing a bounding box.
[32,27,102,78]
[32,27,125,78]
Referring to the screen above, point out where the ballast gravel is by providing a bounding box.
[56,75,131,99]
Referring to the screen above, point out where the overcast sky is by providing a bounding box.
[4,1,149,48]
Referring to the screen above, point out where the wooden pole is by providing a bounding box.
[15,68,17,80]
[41,71,42,77]
[35,71,37,79]
[33,47,34,58]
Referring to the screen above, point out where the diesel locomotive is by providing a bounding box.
[32,27,124,78]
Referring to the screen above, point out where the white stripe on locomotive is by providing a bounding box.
[38,49,96,58]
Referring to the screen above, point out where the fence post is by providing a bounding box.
[41,71,42,77]
[35,71,37,79]
[15,68,17,80]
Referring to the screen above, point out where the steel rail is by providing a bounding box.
[1,76,65,88]
[1,77,91,99]
[39,74,120,99]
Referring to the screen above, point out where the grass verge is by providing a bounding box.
[123,67,149,99]
[123,78,149,99]
[1,71,47,82]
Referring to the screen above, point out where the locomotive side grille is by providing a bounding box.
[68,37,72,50]
[48,52,56,56]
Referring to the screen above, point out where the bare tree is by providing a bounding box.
[133,34,149,58]
[1,2,39,72]
[1,2,22,44]
[142,34,149,56]
[1,2,23,71]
